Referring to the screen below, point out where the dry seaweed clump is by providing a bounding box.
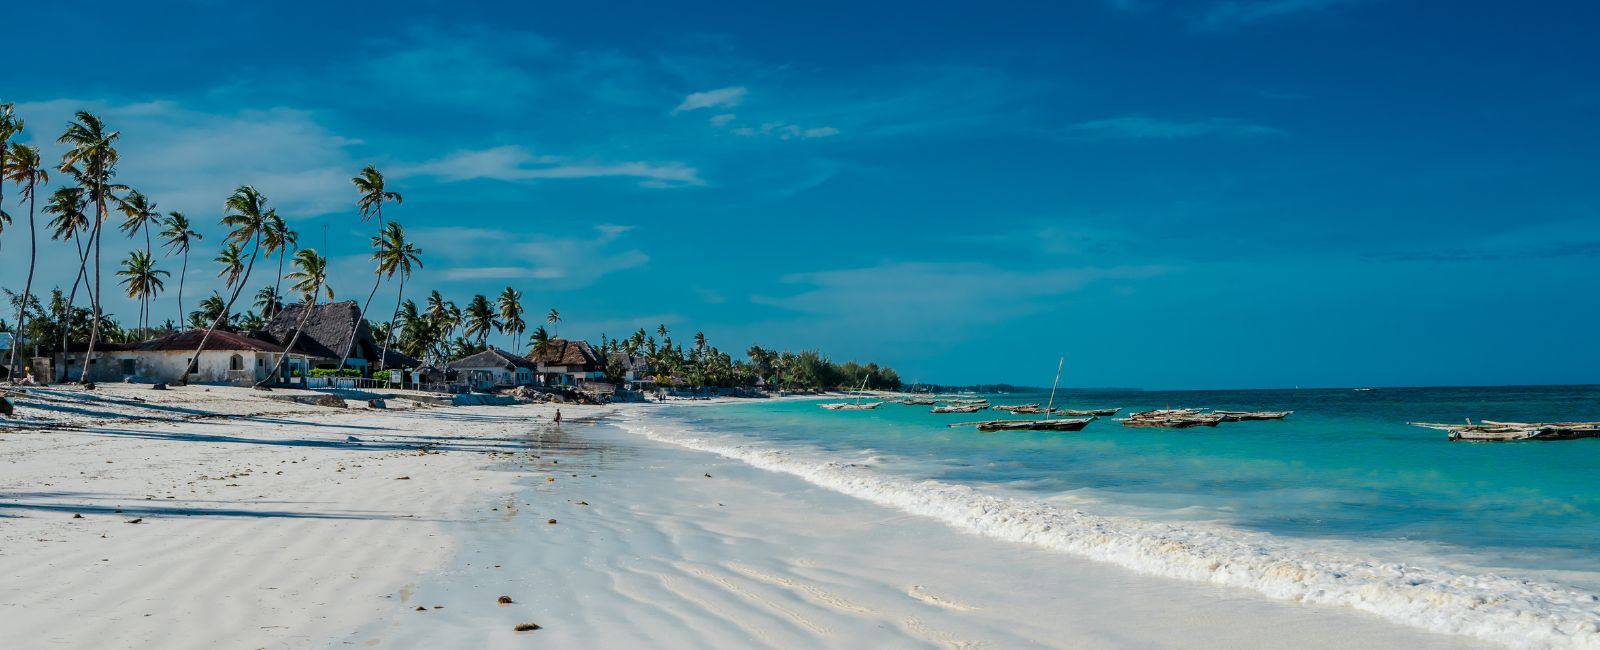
[514,623,541,632]
[497,596,514,604]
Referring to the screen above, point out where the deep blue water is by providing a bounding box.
[662,385,1600,586]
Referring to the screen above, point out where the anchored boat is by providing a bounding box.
[1410,420,1600,442]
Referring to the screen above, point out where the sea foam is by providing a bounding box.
[617,413,1600,650]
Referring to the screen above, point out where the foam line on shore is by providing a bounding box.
[616,412,1600,650]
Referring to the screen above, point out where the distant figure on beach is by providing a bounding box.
[21,369,36,385]
[554,409,562,425]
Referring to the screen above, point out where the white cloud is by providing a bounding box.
[14,99,360,219]
[395,145,703,187]
[674,86,747,114]
[413,224,649,287]
[730,122,841,140]
[1067,116,1284,139]
[709,113,738,126]
[752,261,1170,332]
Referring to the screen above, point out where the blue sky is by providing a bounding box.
[2,0,1597,389]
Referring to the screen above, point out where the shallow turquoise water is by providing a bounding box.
[663,385,1600,587]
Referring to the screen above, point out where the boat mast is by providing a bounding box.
[1043,357,1064,421]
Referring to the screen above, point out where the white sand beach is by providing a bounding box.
[0,387,1492,649]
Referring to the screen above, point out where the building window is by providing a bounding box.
[121,359,135,375]
[230,354,244,371]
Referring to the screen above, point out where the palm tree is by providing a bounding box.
[463,294,498,347]
[158,212,200,328]
[45,186,91,364]
[258,249,331,387]
[215,243,246,288]
[114,190,160,331]
[337,167,403,373]
[3,142,46,382]
[261,210,297,301]
[547,308,561,338]
[253,285,284,320]
[529,325,554,358]
[191,292,229,330]
[0,101,19,252]
[657,323,669,340]
[371,222,423,371]
[115,250,168,334]
[497,287,524,352]
[183,185,269,383]
[57,112,121,383]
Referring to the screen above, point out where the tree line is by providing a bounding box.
[0,100,900,391]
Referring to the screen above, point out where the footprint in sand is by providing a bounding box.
[908,585,981,611]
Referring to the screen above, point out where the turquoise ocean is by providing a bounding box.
[616,385,1600,648]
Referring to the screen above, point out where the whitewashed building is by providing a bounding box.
[447,348,537,390]
[55,330,288,385]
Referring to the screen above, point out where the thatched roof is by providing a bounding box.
[448,348,537,371]
[263,301,376,361]
[527,339,603,371]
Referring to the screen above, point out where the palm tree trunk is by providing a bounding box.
[182,232,261,384]
[378,274,406,373]
[256,286,320,388]
[8,184,38,383]
[58,235,90,379]
[273,251,285,319]
[79,191,106,384]
[177,251,188,328]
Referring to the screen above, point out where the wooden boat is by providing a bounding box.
[1059,408,1120,417]
[1214,410,1293,422]
[1120,409,1223,428]
[992,403,1040,413]
[1410,420,1600,442]
[944,399,989,406]
[897,398,937,406]
[1120,414,1224,428]
[819,402,882,410]
[967,417,1094,432]
[931,404,987,414]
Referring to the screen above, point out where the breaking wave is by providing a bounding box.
[617,413,1600,650]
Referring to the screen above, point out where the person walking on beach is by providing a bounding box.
[554,409,562,426]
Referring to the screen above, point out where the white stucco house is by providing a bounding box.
[447,348,537,390]
[56,330,288,385]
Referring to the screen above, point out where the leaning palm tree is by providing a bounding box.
[547,308,561,338]
[463,294,498,347]
[57,112,121,383]
[257,249,331,387]
[3,142,46,380]
[371,222,423,371]
[497,287,524,352]
[158,211,201,327]
[182,185,270,383]
[115,250,169,335]
[336,168,403,373]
